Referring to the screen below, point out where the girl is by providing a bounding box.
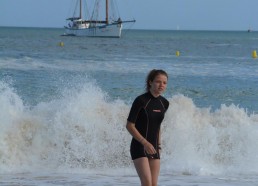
[126,69,169,186]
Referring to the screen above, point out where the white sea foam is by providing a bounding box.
[0,80,258,177]
[162,95,258,175]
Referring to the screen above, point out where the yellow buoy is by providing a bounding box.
[176,51,180,57]
[59,42,64,47]
[252,50,257,58]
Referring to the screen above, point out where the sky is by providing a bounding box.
[0,0,258,31]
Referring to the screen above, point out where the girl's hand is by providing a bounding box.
[143,141,156,155]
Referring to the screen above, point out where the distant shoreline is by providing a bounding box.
[0,25,256,32]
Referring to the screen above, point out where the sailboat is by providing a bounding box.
[63,0,135,37]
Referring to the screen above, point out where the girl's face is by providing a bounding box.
[149,74,168,96]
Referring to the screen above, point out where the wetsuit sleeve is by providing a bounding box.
[161,97,169,111]
[165,99,169,111]
[127,97,143,123]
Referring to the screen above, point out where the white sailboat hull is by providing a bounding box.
[65,23,122,37]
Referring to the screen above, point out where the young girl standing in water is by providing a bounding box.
[126,69,169,186]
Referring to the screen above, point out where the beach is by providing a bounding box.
[2,172,258,185]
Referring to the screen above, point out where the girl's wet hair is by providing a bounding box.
[145,69,168,92]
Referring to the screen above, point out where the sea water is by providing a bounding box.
[0,27,258,185]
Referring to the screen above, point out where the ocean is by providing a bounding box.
[0,27,258,185]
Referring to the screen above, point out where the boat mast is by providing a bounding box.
[106,0,108,24]
[80,0,82,19]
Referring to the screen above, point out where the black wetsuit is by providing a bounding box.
[127,92,169,160]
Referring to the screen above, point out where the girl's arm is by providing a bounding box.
[126,121,156,155]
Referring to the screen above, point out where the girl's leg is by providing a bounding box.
[148,159,160,186]
[133,157,152,186]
